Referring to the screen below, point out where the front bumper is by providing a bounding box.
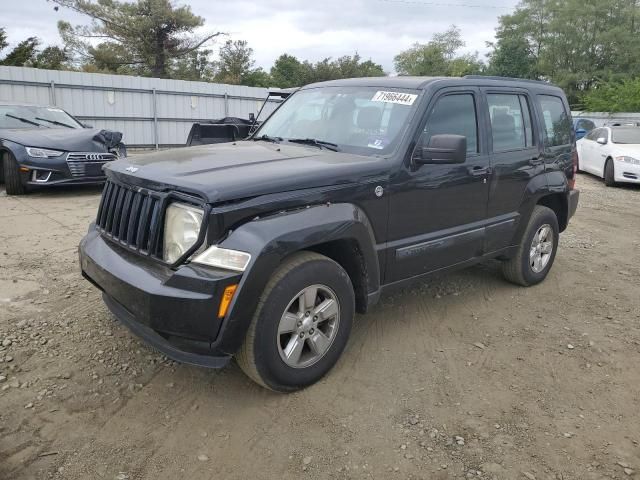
[568,189,579,219]
[79,227,241,367]
[10,143,119,188]
[614,159,640,184]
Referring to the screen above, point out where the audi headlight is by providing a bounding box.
[192,246,251,272]
[26,147,64,158]
[163,203,203,263]
[615,155,640,165]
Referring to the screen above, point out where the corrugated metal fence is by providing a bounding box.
[0,66,280,148]
[572,111,640,127]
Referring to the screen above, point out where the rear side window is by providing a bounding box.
[487,94,534,151]
[424,94,478,154]
[538,95,572,147]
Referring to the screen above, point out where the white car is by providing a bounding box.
[576,126,640,186]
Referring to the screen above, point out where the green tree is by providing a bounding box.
[214,40,254,84]
[53,0,222,78]
[29,46,69,70]
[488,0,640,106]
[270,52,385,88]
[172,49,215,81]
[241,68,272,87]
[583,78,640,112]
[0,28,8,53]
[270,54,309,88]
[0,36,40,66]
[394,25,483,76]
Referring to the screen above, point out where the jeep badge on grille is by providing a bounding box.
[125,166,139,173]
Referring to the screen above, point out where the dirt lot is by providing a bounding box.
[1,173,639,480]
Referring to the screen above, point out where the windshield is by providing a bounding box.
[611,128,640,144]
[255,86,421,155]
[0,104,83,129]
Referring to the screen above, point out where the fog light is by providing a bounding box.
[31,170,52,183]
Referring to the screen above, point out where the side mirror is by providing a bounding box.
[413,134,467,165]
[596,137,607,145]
[575,128,587,139]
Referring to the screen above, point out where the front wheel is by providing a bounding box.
[236,251,355,392]
[502,205,559,287]
[604,158,616,187]
[2,151,26,195]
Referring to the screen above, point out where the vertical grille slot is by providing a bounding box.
[95,179,165,258]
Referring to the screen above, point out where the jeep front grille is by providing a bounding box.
[96,180,163,257]
[67,152,117,178]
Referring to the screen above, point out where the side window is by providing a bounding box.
[487,93,534,152]
[538,95,572,147]
[584,128,597,141]
[424,94,478,154]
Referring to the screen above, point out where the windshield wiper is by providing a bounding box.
[253,134,283,143]
[35,117,75,129]
[5,113,43,128]
[287,138,339,152]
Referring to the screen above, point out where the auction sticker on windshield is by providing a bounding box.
[371,91,418,106]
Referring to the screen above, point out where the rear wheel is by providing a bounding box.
[502,205,559,287]
[236,251,354,392]
[2,151,26,195]
[604,158,616,187]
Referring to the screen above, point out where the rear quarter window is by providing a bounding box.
[538,95,572,147]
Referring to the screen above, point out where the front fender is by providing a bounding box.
[212,202,380,355]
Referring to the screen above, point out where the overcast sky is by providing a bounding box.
[3,0,520,73]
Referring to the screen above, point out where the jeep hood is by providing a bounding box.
[106,141,391,203]
[0,127,122,152]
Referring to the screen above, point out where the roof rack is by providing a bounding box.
[463,75,551,86]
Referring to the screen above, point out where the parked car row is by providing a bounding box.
[0,102,126,195]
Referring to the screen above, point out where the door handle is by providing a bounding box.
[468,166,491,176]
[529,156,544,166]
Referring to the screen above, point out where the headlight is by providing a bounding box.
[25,147,64,158]
[615,156,640,165]
[163,202,203,263]
[192,246,251,272]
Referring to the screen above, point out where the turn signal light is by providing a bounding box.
[218,284,238,318]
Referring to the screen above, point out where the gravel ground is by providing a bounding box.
[0,173,639,480]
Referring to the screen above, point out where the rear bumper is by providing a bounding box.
[568,189,579,219]
[79,227,241,367]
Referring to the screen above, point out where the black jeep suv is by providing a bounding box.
[79,76,579,392]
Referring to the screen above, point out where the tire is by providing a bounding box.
[2,151,26,195]
[604,158,616,187]
[502,205,559,287]
[236,251,355,392]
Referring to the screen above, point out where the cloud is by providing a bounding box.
[3,0,519,72]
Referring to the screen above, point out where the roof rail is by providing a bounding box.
[463,75,551,86]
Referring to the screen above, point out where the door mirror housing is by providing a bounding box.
[413,134,467,165]
[596,137,607,145]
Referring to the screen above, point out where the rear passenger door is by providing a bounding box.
[482,89,544,253]
[536,94,574,188]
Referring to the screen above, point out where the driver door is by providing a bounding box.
[385,88,491,283]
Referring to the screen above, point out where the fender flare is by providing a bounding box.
[212,202,380,354]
